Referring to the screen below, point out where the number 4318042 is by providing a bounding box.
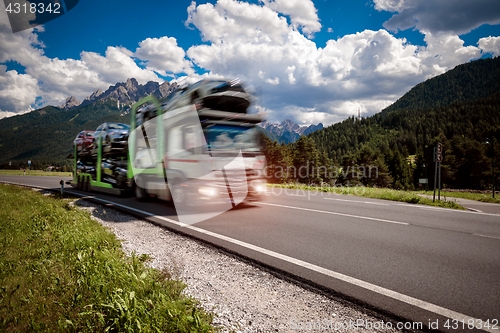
[5,2,61,14]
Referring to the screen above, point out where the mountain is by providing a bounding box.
[0,77,181,167]
[74,78,178,109]
[59,96,81,110]
[259,119,324,144]
[0,80,176,165]
[81,89,104,106]
[380,56,500,115]
[0,99,129,167]
[309,56,500,160]
[305,56,500,189]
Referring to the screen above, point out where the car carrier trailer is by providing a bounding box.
[69,79,267,206]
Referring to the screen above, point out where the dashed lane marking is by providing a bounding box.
[258,201,408,225]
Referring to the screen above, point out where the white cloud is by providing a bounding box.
[416,31,481,77]
[373,0,411,12]
[80,47,159,86]
[0,0,495,125]
[0,3,163,114]
[135,36,194,76]
[0,65,40,115]
[0,1,198,118]
[478,36,500,57]
[374,0,500,36]
[186,0,487,126]
[186,0,290,44]
[260,0,321,37]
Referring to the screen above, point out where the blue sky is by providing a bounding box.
[1,0,499,124]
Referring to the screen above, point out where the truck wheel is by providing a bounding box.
[170,180,188,206]
[85,177,91,192]
[171,187,183,205]
[134,184,148,201]
[77,176,82,190]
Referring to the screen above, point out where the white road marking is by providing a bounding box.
[76,194,496,333]
[473,233,500,240]
[325,198,390,206]
[363,201,390,206]
[1,180,497,332]
[258,201,409,225]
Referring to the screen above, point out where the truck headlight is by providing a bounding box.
[198,186,217,197]
[250,180,266,194]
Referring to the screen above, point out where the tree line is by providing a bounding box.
[261,91,500,191]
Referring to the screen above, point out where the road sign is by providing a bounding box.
[436,143,443,163]
[419,178,428,184]
[28,160,31,165]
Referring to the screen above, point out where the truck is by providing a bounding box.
[69,79,267,217]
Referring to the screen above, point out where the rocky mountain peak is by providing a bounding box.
[59,78,176,110]
[280,119,300,132]
[85,89,104,102]
[155,80,178,99]
[59,96,80,110]
[258,118,323,143]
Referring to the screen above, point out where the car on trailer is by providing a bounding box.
[93,122,130,147]
[73,131,95,151]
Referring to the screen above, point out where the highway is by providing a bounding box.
[2,175,499,332]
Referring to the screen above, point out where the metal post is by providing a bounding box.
[493,144,495,198]
[60,180,64,196]
[433,147,437,202]
[97,135,102,183]
[424,163,428,192]
[438,162,441,201]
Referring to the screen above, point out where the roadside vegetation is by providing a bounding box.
[267,183,465,210]
[0,184,217,332]
[415,190,500,204]
[0,170,73,177]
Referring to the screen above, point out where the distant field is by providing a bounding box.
[0,170,73,177]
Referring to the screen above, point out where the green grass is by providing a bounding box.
[267,183,465,210]
[415,190,500,204]
[0,170,73,177]
[0,184,218,332]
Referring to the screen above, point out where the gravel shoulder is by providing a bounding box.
[74,198,424,333]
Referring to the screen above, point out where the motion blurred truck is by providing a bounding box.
[70,79,266,208]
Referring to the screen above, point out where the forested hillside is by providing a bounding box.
[380,57,500,114]
[0,100,129,168]
[263,57,500,190]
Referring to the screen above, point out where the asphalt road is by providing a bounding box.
[2,175,499,332]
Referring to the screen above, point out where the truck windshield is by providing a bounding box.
[203,125,259,153]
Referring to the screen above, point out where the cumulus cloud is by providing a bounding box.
[186,0,290,44]
[81,47,160,86]
[478,36,500,57]
[374,0,500,35]
[135,36,195,76]
[260,0,321,37]
[0,0,495,125]
[0,65,40,116]
[417,32,481,76]
[186,0,486,125]
[0,1,196,118]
